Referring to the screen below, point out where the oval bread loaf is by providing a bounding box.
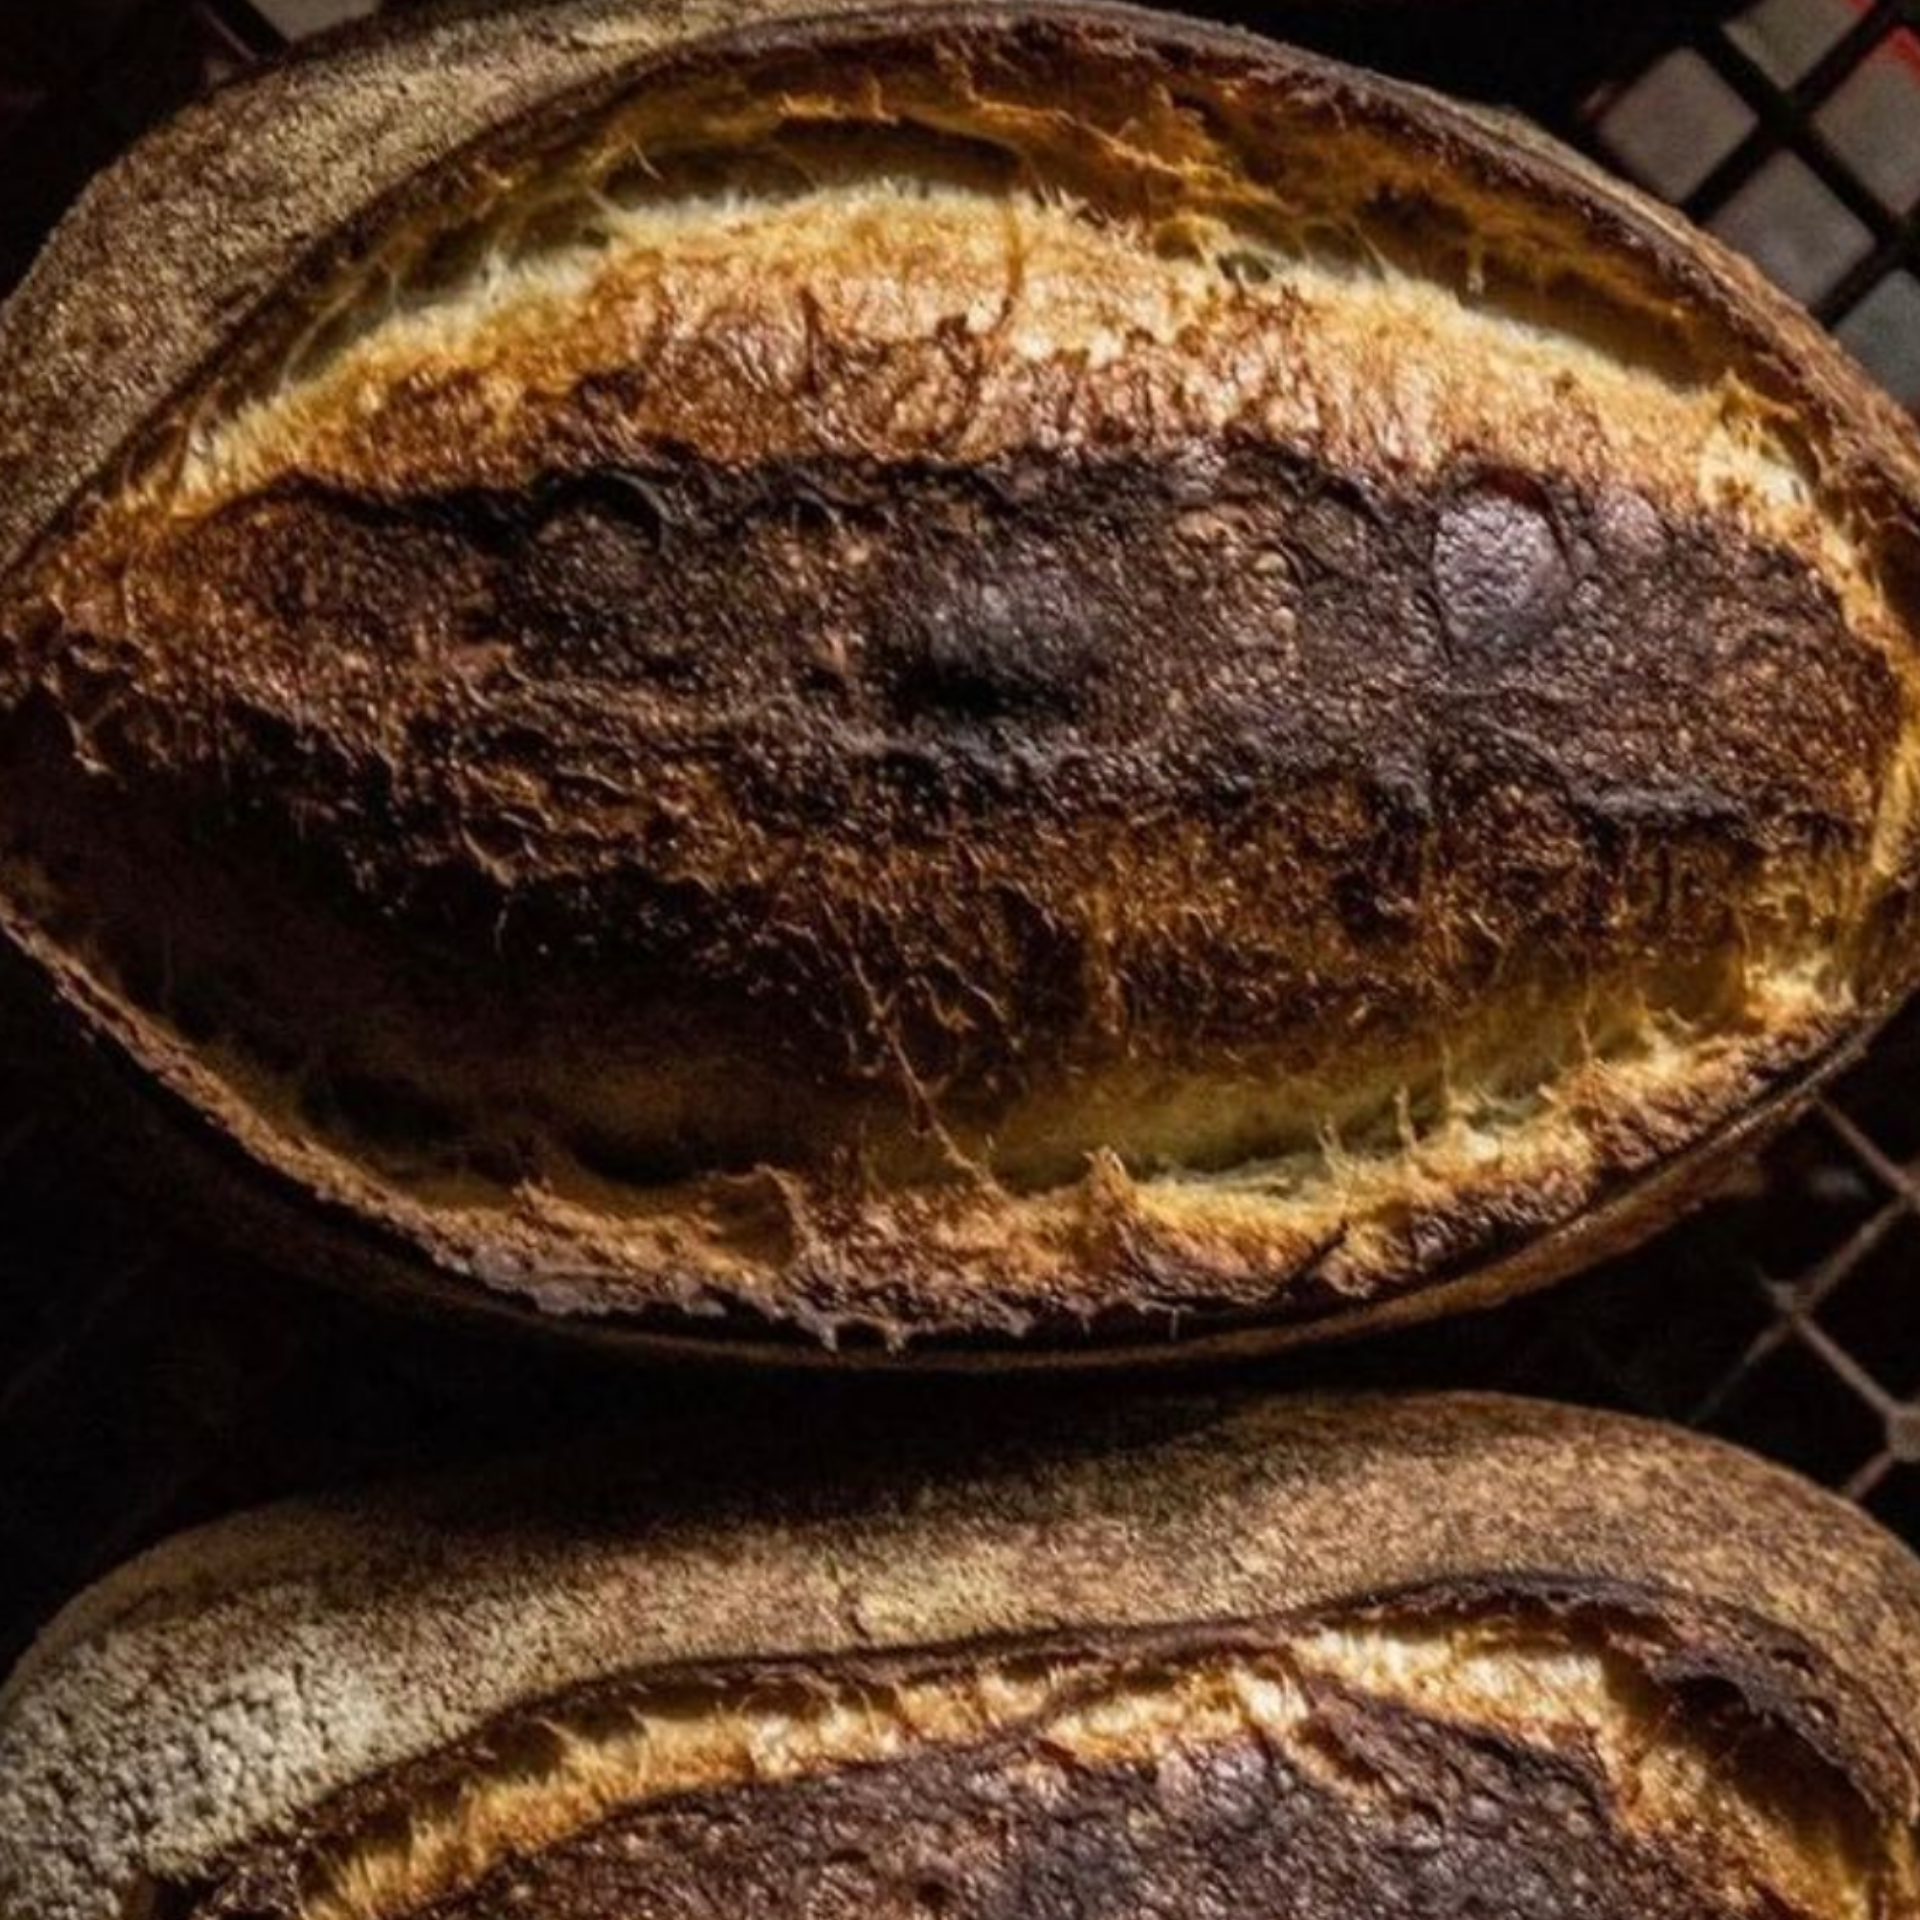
[4,0,1920,1357]
[2,1393,1918,1919]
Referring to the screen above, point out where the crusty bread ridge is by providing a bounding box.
[5,0,1920,1357]
[2,1394,1917,1920]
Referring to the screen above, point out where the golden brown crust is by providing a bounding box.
[4,1395,1919,1920]
[178,1607,1920,1920]
[4,0,1920,1356]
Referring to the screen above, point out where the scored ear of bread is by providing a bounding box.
[5,0,1920,1358]
[2,1394,1918,1920]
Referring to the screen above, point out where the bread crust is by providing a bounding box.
[3,1395,1918,1920]
[5,0,1920,1358]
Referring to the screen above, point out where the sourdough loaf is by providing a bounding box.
[3,0,1920,1355]
[2,1394,1918,1919]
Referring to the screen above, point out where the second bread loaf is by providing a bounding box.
[2,1394,1917,1919]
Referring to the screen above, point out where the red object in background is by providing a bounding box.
[1847,0,1920,80]
[1883,22,1920,76]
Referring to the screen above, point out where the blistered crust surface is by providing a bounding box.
[4,1396,1920,1920]
[190,1614,1911,1920]
[3,2,1920,1349]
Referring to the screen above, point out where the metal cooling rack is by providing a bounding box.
[1591,0,1920,402]
[1,0,1919,1667]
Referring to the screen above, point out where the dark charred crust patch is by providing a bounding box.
[879,554,1105,728]
[167,1594,1902,1920]
[182,1731,1658,1920]
[21,451,1892,1081]
[63,449,1892,847]
[410,1717,1703,1920]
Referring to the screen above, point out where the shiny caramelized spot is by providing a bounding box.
[1433,477,1571,652]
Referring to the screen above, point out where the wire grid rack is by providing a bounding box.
[2,0,1920,1668]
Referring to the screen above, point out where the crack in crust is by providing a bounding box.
[7,1396,1920,1920]
[3,4,1920,1352]
[177,1603,1916,1920]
